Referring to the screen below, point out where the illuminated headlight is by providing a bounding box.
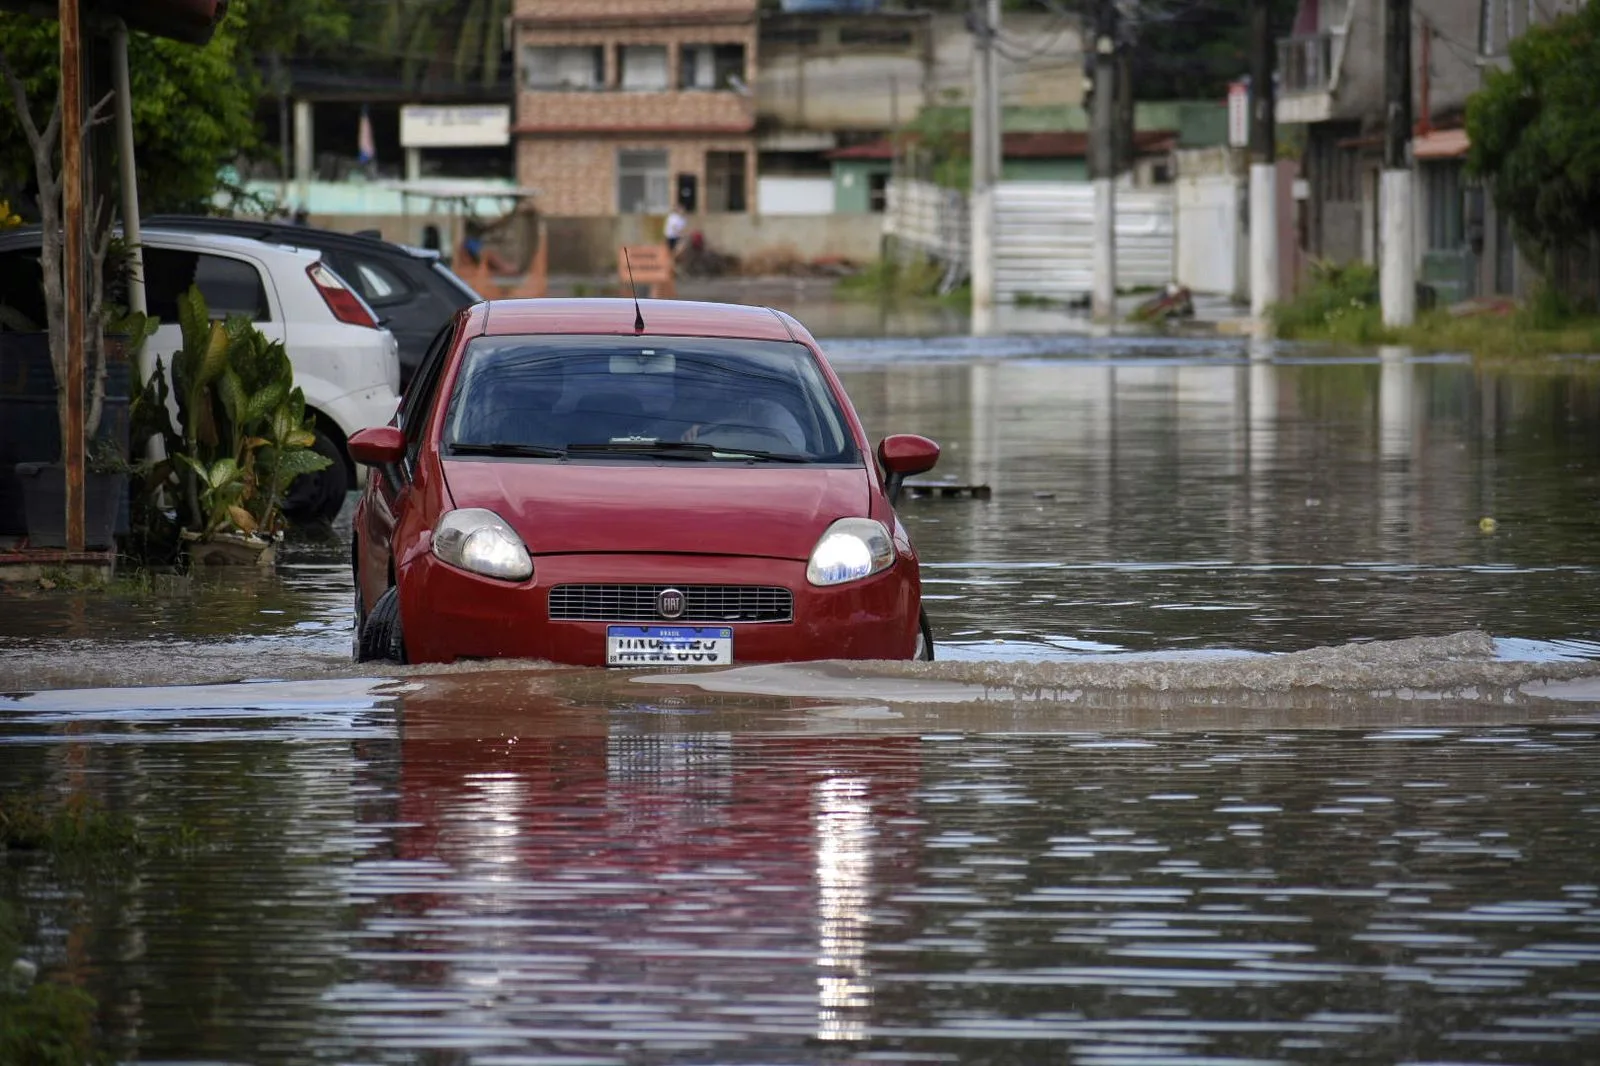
[431,508,533,581]
[806,518,894,586]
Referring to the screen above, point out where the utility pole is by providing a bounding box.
[60,0,86,553]
[1090,0,1117,323]
[1248,0,1278,320]
[1381,0,1415,326]
[970,0,1001,334]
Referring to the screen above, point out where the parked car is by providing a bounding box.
[348,298,940,667]
[0,227,402,522]
[144,215,482,387]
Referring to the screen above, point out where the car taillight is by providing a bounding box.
[307,262,378,328]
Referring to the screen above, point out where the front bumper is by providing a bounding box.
[398,552,919,666]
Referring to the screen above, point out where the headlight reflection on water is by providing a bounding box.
[814,776,875,1042]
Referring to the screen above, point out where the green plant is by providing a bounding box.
[1269,259,1390,342]
[137,285,330,547]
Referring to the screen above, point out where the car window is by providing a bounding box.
[144,249,271,323]
[346,258,412,306]
[0,249,47,331]
[442,335,857,463]
[432,261,483,303]
[400,323,456,464]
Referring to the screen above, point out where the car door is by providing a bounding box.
[358,320,454,611]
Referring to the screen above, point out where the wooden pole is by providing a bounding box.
[60,0,85,553]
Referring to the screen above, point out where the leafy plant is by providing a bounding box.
[136,285,330,549]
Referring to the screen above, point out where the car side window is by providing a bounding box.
[399,323,455,469]
[144,249,271,323]
[0,249,47,330]
[341,256,414,308]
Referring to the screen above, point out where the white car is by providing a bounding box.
[133,228,401,521]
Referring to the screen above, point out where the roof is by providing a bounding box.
[828,130,1180,161]
[143,214,442,262]
[0,0,229,44]
[480,299,799,343]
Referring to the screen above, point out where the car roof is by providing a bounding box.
[0,225,322,263]
[143,214,440,262]
[480,298,800,343]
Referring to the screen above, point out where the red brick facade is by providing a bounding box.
[514,0,758,218]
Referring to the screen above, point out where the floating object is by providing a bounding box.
[1479,516,1498,533]
[903,481,992,500]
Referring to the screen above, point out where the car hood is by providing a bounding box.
[442,460,870,560]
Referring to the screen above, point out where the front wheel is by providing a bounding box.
[914,608,934,661]
[283,427,350,525]
[357,586,406,664]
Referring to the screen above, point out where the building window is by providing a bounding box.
[705,151,747,212]
[522,45,604,91]
[679,44,746,90]
[618,46,669,91]
[618,149,671,214]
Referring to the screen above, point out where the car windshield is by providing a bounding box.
[442,334,859,463]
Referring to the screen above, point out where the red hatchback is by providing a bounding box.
[348,298,939,667]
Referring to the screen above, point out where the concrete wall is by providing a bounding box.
[538,211,887,273]
[757,176,833,214]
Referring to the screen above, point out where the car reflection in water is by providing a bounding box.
[369,676,925,1053]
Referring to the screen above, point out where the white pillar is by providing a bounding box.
[293,99,314,211]
[1381,167,1415,327]
[405,147,422,182]
[1092,177,1115,322]
[1248,162,1278,318]
[111,24,145,321]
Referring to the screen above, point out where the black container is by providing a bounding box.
[13,462,121,549]
[0,332,132,537]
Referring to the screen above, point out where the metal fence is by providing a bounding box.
[994,183,1175,301]
[884,179,970,293]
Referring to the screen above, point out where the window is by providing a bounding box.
[679,43,746,90]
[705,151,747,212]
[617,149,671,214]
[618,45,669,91]
[0,250,46,331]
[143,249,270,323]
[343,257,412,307]
[838,26,914,46]
[401,323,455,470]
[443,334,858,463]
[522,45,604,90]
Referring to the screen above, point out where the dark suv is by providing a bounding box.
[144,216,481,388]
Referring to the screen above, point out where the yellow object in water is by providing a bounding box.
[1479,517,1498,533]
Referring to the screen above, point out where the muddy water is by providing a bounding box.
[2,339,1598,690]
[5,668,1600,1063]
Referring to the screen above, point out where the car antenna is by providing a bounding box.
[623,247,645,333]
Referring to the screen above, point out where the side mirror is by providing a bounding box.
[877,433,940,506]
[348,425,405,467]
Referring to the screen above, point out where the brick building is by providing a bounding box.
[514,0,757,218]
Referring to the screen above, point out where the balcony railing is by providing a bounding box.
[1278,32,1334,95]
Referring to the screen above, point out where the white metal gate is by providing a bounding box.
[1175,173,1245,297]
[994,183,1175,302]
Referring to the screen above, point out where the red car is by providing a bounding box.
[348,298,939,667]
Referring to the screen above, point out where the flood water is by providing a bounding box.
[5,334,1600,1063]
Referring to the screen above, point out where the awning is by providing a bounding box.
[1414,127,1469,161]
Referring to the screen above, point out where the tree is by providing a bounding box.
[1467,2,1600,275]
[0,0,349,215]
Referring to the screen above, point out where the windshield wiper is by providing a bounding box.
[565,440,810,463]
[448,441,566,458]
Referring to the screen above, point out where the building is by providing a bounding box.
[1277,0,1585,301]
[513,0,759,217]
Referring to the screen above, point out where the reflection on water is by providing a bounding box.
[2,339,1598,689]
[4,681,1600,1063]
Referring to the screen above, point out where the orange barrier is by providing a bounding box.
[455,219,549,300]
[617,243,675,299]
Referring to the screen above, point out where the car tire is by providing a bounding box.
[283,426,350,525]
[915,608,935,661]
[357,586,405,664]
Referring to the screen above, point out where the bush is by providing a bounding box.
[1269,260,1391,343]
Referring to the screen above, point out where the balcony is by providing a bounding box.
[1277,32,1337,124]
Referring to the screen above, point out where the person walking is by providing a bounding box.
[664,202,688,257]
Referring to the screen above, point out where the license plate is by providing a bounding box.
[606,626,733,666]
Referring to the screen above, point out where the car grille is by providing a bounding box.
[548,584,794,623]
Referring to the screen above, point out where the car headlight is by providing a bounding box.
[806,518,894,586]
[431,508,533,581]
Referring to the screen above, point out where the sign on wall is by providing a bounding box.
[400,105,512,148]
[1227,80,1249,149]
